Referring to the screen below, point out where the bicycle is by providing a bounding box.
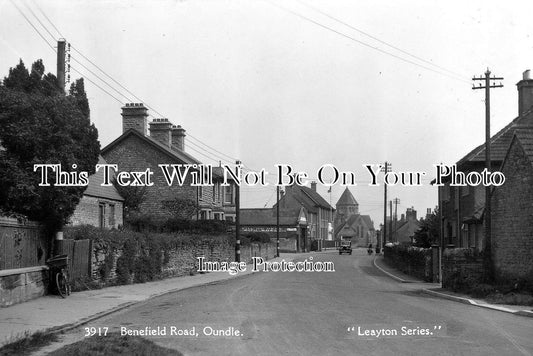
[46,254,71,298]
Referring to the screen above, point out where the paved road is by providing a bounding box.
[50,250,533,356]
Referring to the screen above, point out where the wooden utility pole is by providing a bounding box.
[276,185,280,257]
[381,162,390,249]
[389,201,393,243]
[235,160,241,262]
[57,39,66,92]
[472,69,503,281]
[393,198,400,242]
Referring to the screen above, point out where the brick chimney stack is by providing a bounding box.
[406,207,417,221]
[310,181,317,192]
[122,103,148,135]
[172,125,186,151]
[517,69,533,116]
[149,118,172,148]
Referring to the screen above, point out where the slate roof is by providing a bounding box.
[456,111,533,168]
[297,185,334,210]
[334,214,375,238]
[336,187,358,206]
[101,129,201,165]
[83,156,124,201]
[240,208,298,226]
[393,219,420,243]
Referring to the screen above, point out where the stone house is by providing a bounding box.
[390,208,420,244]
[69,156,124,228]
[101,103,235,220]
[334,188,376,247]
[437,70,533,250]
[491,128,533,282]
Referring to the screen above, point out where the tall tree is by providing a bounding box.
[413,206,440,248]
[0,59,100,234]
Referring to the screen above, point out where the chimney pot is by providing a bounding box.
[311,181,317,192]
[122,102,148,135]
[517,69,533,116]
[149,118,173,147]
[171,125,186,151]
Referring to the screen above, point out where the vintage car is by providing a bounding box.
[339,240,352,255]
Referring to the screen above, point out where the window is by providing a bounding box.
[99,203,106,228]
[224,185,233,204]
[109,204,115,228]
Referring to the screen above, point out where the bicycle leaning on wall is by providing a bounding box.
[46,254,71,298]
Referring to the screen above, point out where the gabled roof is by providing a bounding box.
[335,214,375,238]
[360,215,375,231]
[84,156,124,201]
[101,129,201,165]
[336,187,358,206]
[456,111,533,168]
[298,185,334,210]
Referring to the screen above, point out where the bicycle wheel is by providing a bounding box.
[56,271,68,298]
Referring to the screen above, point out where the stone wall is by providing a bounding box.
[442,248,484,290]
[90,236,276,286]
[491,139,533,282]
[0,267,48,307]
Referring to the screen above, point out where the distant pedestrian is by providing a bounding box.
[367,244,373,255]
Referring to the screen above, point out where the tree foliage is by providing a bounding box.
[413,206,440,248]
[161,198,199,219]
[0,59,100,232]
[112,179,147,216]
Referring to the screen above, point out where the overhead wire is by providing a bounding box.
[265,0,472,85]
[16,0,246,171]
[294,0,469,82]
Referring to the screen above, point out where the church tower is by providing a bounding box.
[334,188,359,227]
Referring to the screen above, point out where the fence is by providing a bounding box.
[55,239,92,282]
[0,217,48,270]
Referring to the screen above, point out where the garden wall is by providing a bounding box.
[64,226,277,288]
[441,248,484,291]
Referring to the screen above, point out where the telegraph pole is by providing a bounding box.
[276,186,280,258]
[57,39,66,92]
[393,198,400,242]
[389,201,393,243]
[235,160,241,262]
[472,69,503,281]
[381,162,390,250]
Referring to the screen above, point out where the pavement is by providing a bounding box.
[373,254,533,318]
[0,252,311,347]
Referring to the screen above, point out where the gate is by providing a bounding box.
[55,239,92,282]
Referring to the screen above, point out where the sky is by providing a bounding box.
[1,0,533,226]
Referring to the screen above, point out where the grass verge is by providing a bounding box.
[47,332,183,356]
[0,330,59,356]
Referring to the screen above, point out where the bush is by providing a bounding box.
[125,213,228,234]
[384,243,432,281]
[243,232,271,243]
